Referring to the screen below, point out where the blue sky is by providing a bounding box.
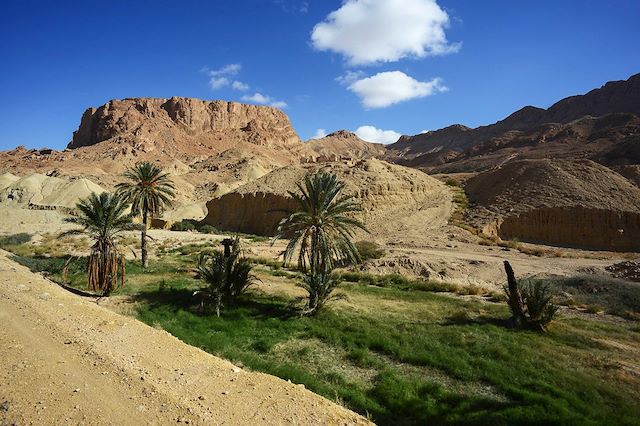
[1,0,639,150]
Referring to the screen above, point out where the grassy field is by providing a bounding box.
[2,236,640,425]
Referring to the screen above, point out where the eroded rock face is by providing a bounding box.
[69,97,299,149]
[499,207,640,251]
[202,159,452,237]
[204,192,298,236]
[466,159,640,252]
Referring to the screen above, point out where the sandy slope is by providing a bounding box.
[0,250,370,425]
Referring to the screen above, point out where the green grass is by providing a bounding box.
[133,284,639,425]
[4,241,640,425]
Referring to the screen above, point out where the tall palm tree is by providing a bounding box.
[61,192,136,295]
[116,162,175,268]
[275,172,366,314]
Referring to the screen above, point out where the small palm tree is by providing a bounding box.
[195,237,257,317]
[61,192,136,295]
[116,162,175,268]
[275,172,366,314]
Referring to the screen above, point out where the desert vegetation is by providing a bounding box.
[2,233,639,425]
[0,173,638,424]
[194,236,257,316]
[116,162,175,268]
[59,192,136,295]
[274,172,366,315]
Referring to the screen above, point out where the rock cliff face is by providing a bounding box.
[466,159,640,251]
[0,98,314,218]
[204,192,299,236]
[387,73,640,169]
[69,97,300,150]
[498,207,640,252]
[203,159,452,237]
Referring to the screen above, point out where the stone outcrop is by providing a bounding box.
[202,159,452,237]
[68,97,300,149]
[305,130,387,162]
[498,207,640,252]
[204,192,298,236]
[466,159,640,252]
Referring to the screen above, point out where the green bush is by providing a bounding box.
[199,224,218,234]
[355,240,385,261]
[521,279,560,327]
[0,233,32,247]
[444,177,461,187]
[171,220,197,232]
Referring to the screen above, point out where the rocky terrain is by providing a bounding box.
[1,73,639,253]
[386,73,640,171]
[203,158,452,239]
[305,130,386,161]
[465,159,640,250]
[0,98,318,219]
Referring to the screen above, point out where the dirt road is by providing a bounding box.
[0,250,370,425]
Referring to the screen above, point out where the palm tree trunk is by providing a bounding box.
[141,211,148,268]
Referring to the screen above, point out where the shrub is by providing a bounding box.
[171,220,196,232]
[199,224,218,234]
[194,237,256,316]
[520,279,560,327]
[503,261,559,332]
[355,240,385,261]
[445,177,461,187]
[300,272,342,314]
[0,233,32,247]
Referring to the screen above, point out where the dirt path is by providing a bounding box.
[0,250,370,425]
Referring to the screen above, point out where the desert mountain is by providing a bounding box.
[465,159,640,251]
[0,97,318,216]
[305,130,387,161]
[387,73,640,170]
[203,158,452,239]
[432,112,640,173]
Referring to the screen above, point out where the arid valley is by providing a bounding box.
[2,1,640,425]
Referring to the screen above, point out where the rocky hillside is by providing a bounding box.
[0,98,317,216]
[465,159,640,251]
[432,113,640,173]
[387,73,640,169]
[68,97,301,152]
[203,159,452,238]
[305,130,387,161]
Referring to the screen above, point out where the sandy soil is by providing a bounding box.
[0,250,370,425]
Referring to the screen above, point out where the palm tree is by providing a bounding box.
[116,162,175,268]
[61,192,136,295]
[194,237,257,317]
[275,172,366,314]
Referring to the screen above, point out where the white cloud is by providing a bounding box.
[311,0,460,65]
[209,64,241,77]
[205,64,249,91]
[231,80,250,91]
[310,128,328,139]
[348,71,447,108]
[355,125,401,144]
[203,65,285,107]
[209,77,230,90]
[335,70,366,85]
[241,92,288,109]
